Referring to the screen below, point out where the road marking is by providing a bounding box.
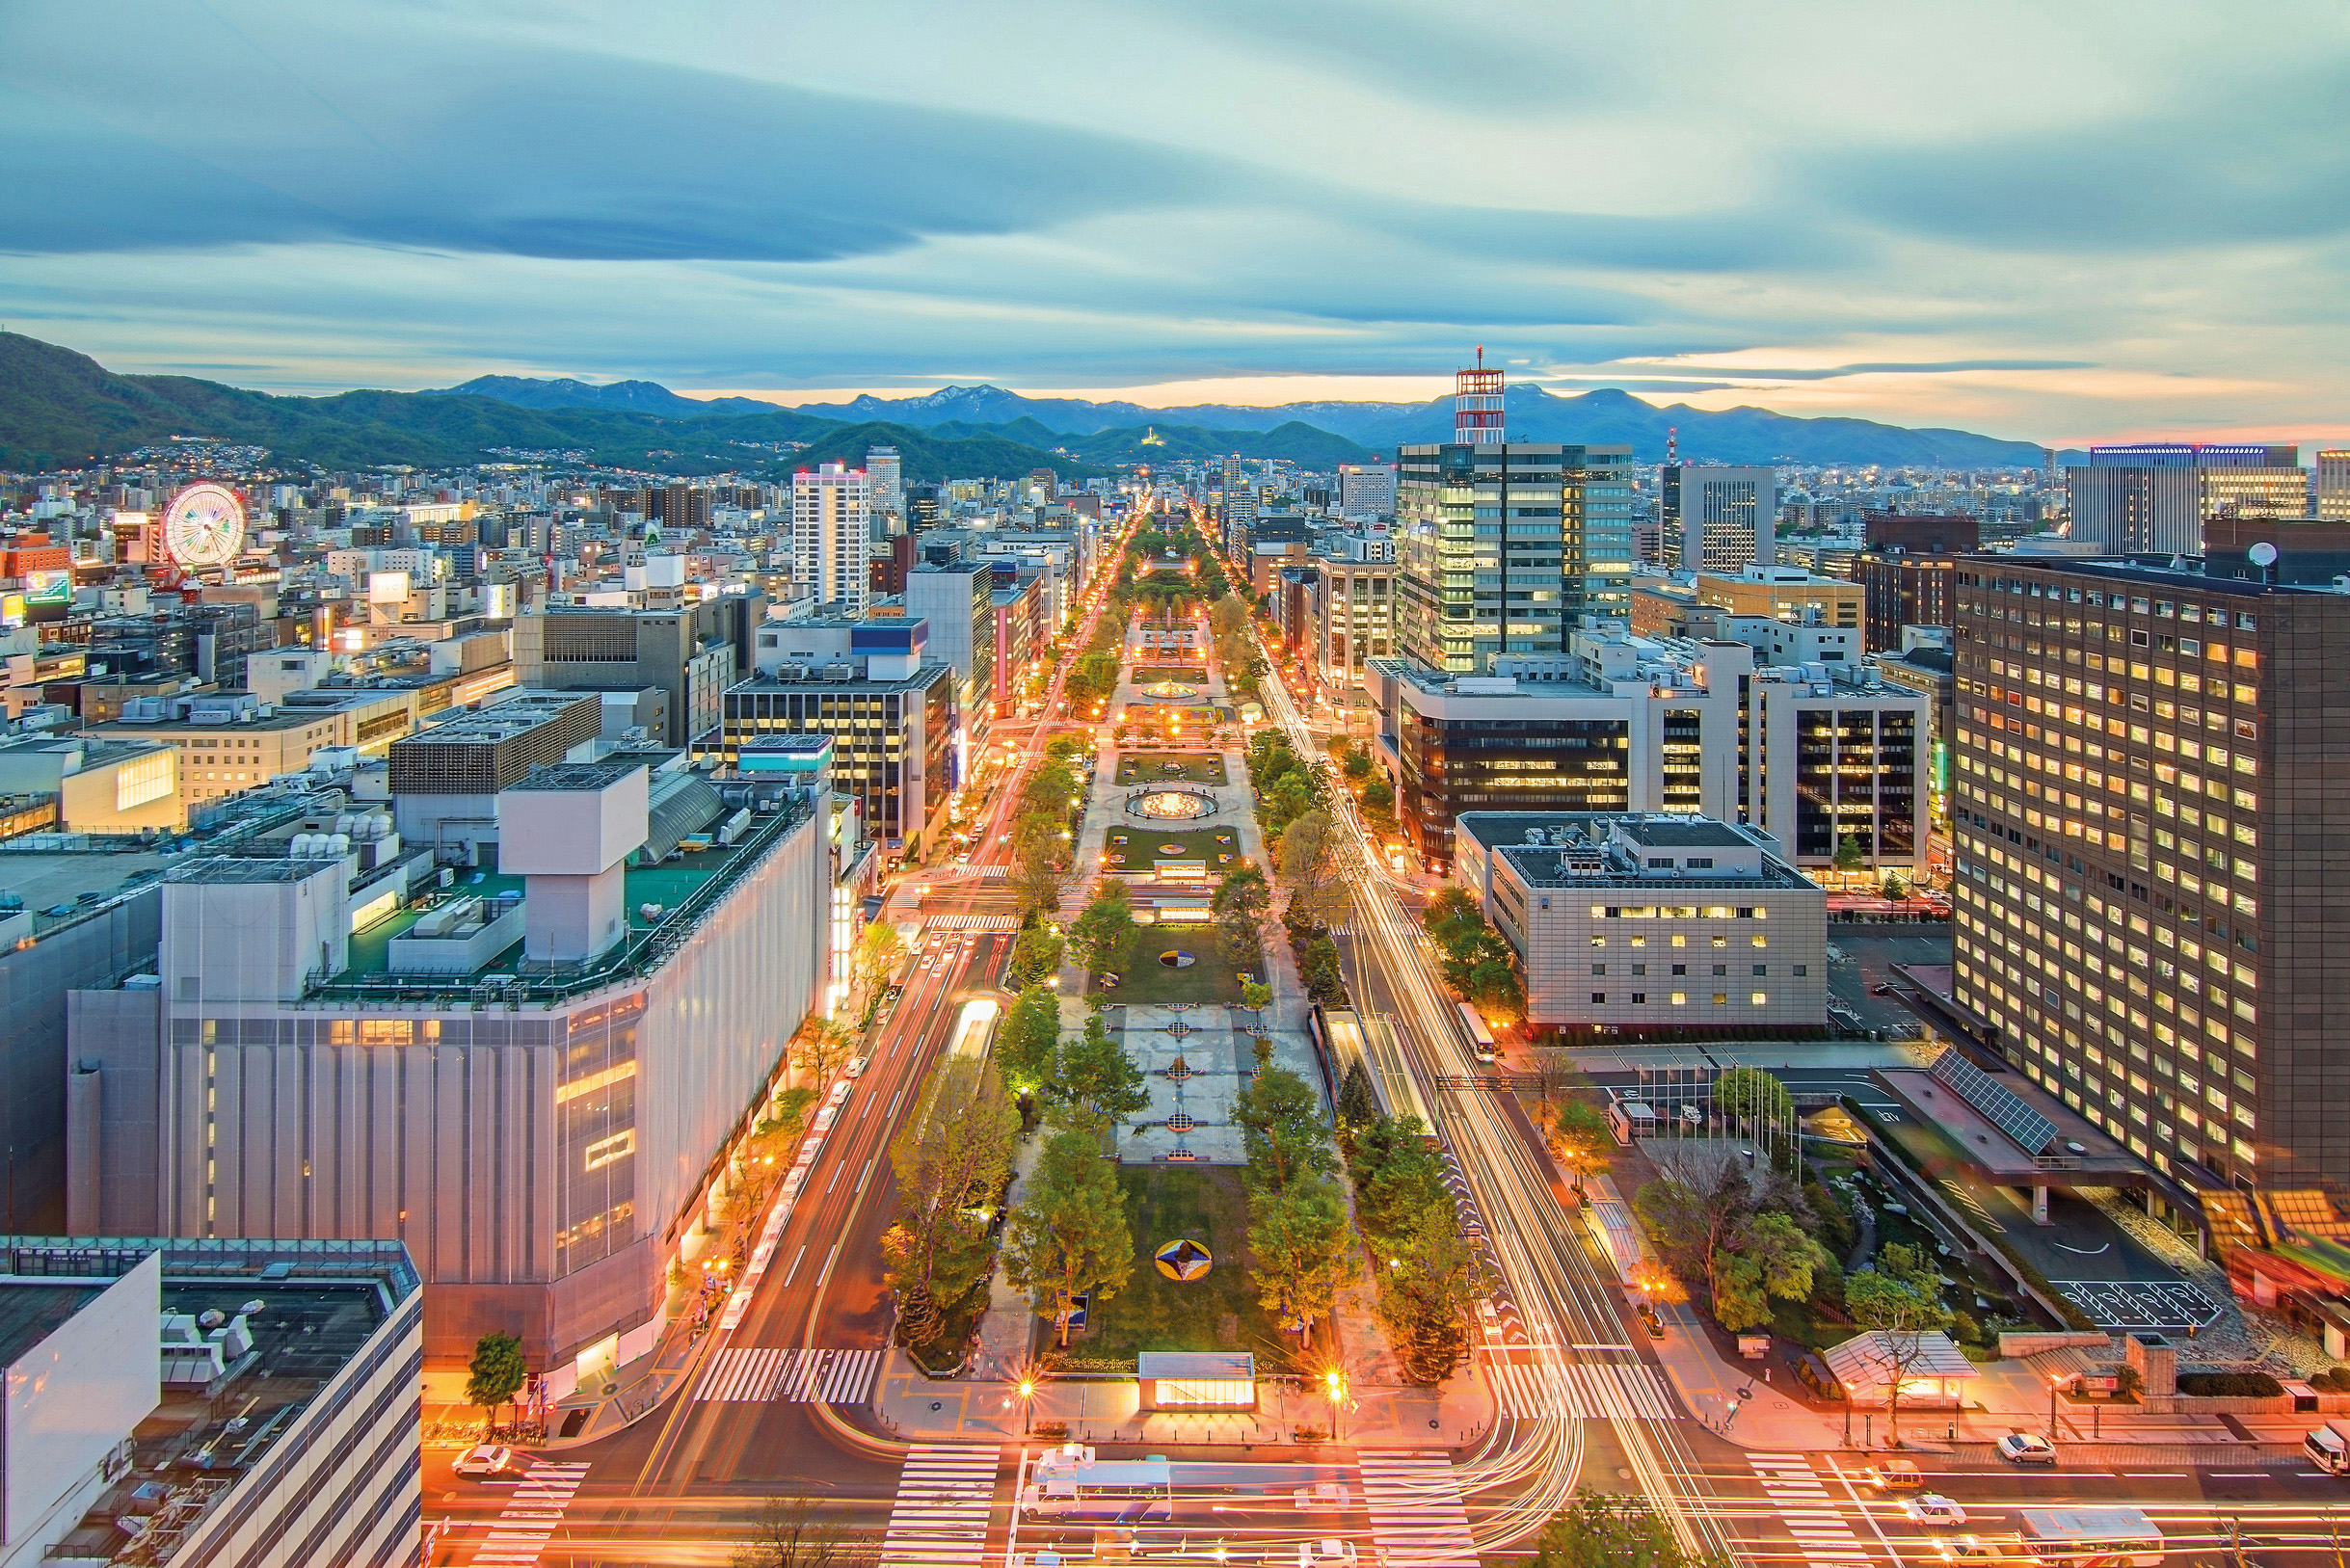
[1356,1449,1479,1567]
[882,1445,1001,1567]
[464,1461,590,1565]
[695,1346,884,1405]
[1486,1357,1679,1421]
[856,1157,876,1195]
[1746,1456,1877,1568]
[826,1158,846,1194]
[780,1244,809,1288]
[889,1090,906,1119]
[815,1242,842,1289]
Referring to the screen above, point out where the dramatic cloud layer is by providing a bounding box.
[4,0,2346,443]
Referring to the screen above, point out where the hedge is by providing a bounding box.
[2176,1370,2283,1398]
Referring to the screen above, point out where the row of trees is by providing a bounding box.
[1335,1099,1476,1384]
[1422,888,1526,1023]
[1234,1041,1355,1349]
[1209,593,1259,700]
[1008,737,1092,921]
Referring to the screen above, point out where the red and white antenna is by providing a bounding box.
[1666,425,1678,465]
[1455,346,1505,445]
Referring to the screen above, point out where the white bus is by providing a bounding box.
[1020,1446,1173,1523]
[948,997,1001,1061]
[1455,1001,1498,1063]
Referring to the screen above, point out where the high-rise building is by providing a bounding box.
[1218,454,1257,548]
[791,463,870,611]
[1857,552,1962,652]
[2065,444,2305,555]
[866,445,904,532]
[1663,465,1776,572]
[1949,557,2350,1226]
[2315,450,2350,522]
[1336,462,1398,518]
[1396,354,1631,670]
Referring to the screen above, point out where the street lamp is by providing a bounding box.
[1323,1369,1345,1443]
[1019,1378,1037,1435]
[2049,1373,2063,1440]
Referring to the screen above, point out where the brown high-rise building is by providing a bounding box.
[1857,552,1960,651]
[1951,558,2350,1247]
[1863,511,1980,553]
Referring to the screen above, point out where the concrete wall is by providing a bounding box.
[0,1255,159,1564]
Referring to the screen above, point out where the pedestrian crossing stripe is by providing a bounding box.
[925,915,1020,931]
[1486,1358,1679,1421]
[695,1346,883,1405]
[882,1445,1001,1568]
[1356,1449,1479,1568]
[1747,1456,1875,1568]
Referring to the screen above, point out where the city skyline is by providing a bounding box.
[5,1,2349,445]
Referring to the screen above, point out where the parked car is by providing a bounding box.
[1997,1430,2059,1465]
[453,1445,513,1477]
[1907,1495,1970,1527]
[1865,1460,1924,1491]
[844,1056,868,1078]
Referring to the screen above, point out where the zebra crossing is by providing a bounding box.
[1485,1356,1680,1421]
[924,914,1020,932]
[464,1461,590,1566]
[1747,1453,1876,1568]
[1356,1449,1480,1567]
[880,1445,1001,1567]
[940,864,1010,880]
[694,1346,883,1404]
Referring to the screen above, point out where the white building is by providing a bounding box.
[865,446,904,533]
[791,463,870,612]
[1336,462,1397,518]
[1453,811,1827,1034]
[1665,465,1777,572]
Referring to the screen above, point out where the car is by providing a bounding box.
[1938,1536,2037,1566]
[844,1055,868,1079]
[1865,1459,1923,1491]
[1906,1495,1969,1527]
[1997,1431,2059,1465]
[453,1445,514,1477]
[40,903,76,917]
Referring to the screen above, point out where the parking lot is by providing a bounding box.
[1826,925,1954,1035]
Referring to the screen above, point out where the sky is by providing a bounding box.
[4,0,2348,446]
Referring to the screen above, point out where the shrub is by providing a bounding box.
[2309,1366,2350,1393]
[2176,1370,2283,1398]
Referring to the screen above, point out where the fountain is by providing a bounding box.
[1133,788,1215,820]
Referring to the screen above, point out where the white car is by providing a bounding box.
[1997,1430,2059,1465]
[1906,1495,1969,1527]
[844,1056,868,1078]
[453,1445,513,1477]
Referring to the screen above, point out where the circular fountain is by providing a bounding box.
[1131,788,1215,820]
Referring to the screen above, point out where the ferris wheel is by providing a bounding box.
[160,482,248,571]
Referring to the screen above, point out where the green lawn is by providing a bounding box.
[1115,752,1229,786]
[1076,1165,1276,1361]
[1132,665,1208,685]
[1103,824,1240,874]
[1101,924,1247,1005]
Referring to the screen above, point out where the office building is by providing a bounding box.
[2316,451,2350,523]
[0,734,180,834]
[866,446,903,531]
[728,617,956,844]
[1857,551,1961,652]
[904,560,996,761]
[1664,465,1776,572]
[1863,511,1980,554]
[1397,358,1634,670]
[1218,455,1257,549]
[0,1236,421,1568]
[67,751,835,1366]
[1336,462,1398,518]
[84,689,421,809]
[386,689,604,856]
[1453,811,1827,1034]
[512,592,762,748]
[2065,444,2305,555]
[1949,557,2350,1227]
[1305,543,1399,702]
[1696,565,1863,630]
[791,463,870,612]
[1369,627,1925,873]
[1873,627,1955,830]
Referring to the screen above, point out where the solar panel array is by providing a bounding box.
[1929,1047,2058,1155]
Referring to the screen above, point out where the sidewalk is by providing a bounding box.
[868,1346,1497,1450]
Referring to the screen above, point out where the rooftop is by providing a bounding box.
[1970,554,2350,598]
[504,758,644,794]
[1618,819,1753,849]
[1494,845,1812,892]
[0,1279,105,1370]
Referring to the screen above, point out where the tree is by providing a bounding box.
[1232,1061,1336,1192]
[1350,1115,1447,1238]
[997,986,1063,1092]
[796,1016,855,1085]
[1713,1066,1795,1130]
[1743,1209,1829,1304]
[1247,1175,1356,1346]
[1844,1241,1954,1446]
[1212,866,1271,965]
[851,919,907,997]
[732,1497,876,1568]
[1833,833,1868,875]
[1299,935,1349,1008]
[1239,978,1274,1015]
[1360,776,1394,813]
[1375,1208,1475,1385]
[1045,1010,1150,1129]
[1633,1164,1754,1306]
[1069,879,1138,976]
[1532,1489,1722,1568]
[1003,1120,1134,1346]
[1546,1098,1616,1179]
[1422,887,1482,939]
[1335,1058,1378,1129]
[466,1330,529,1432]
[1712,1253,1774,1333]
[884,1056,1020,1343]
[1009,811,1070,918]
[1464,953,1524,1024]
[1007,927,1066,991]
[1275,810,1348,933]
[1880,869,1910,901]
[1340,744,1371,780]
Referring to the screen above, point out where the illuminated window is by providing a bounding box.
[359,1020,413,1046]
[116,752,173,811]
[1751,992,1769,1005]
[584,1129,636,1171]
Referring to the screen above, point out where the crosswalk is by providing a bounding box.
[464,1461,590,1566]
[1357,1450,1480,1567]
[924,914,1020,932]
[694,1346,883,1404]
[1748,1453,1876,1568]
[1485,1356,1680,1421]
[881,1445,1001,1567]
[940,864,1010,880]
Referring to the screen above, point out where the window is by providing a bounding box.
[1712,964,1727,976]
[1632,964,1647,976]
[1591,964,1606,975]
[1670,992,1688,1005]
[1591,993,1608,1005]
[1752,964,1768,976]
[1751,992,1769,1005]
[359,1019,413,1047]
[583,1129,636,1171]
[1793,964,1808,976]
[1670,963,1687,975]
[116,752,173,811]
[1713,993,1729,1005]
[1631,993,1646,1004]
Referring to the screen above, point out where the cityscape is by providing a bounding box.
[1,6,2348,1568]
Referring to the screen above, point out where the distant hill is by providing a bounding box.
[762,420,1106,485]
[925,416,1378,466]
[425,375,783,419]
[786,380,2050,466]
[0,334,1100,481]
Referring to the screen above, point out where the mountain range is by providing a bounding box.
[442,375,2049,467]
[0,334,1102,483]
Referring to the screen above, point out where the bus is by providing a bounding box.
[1455,1001,1499,1063]
[948,997,1001,1061]
[1021,1447,1173,1523]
